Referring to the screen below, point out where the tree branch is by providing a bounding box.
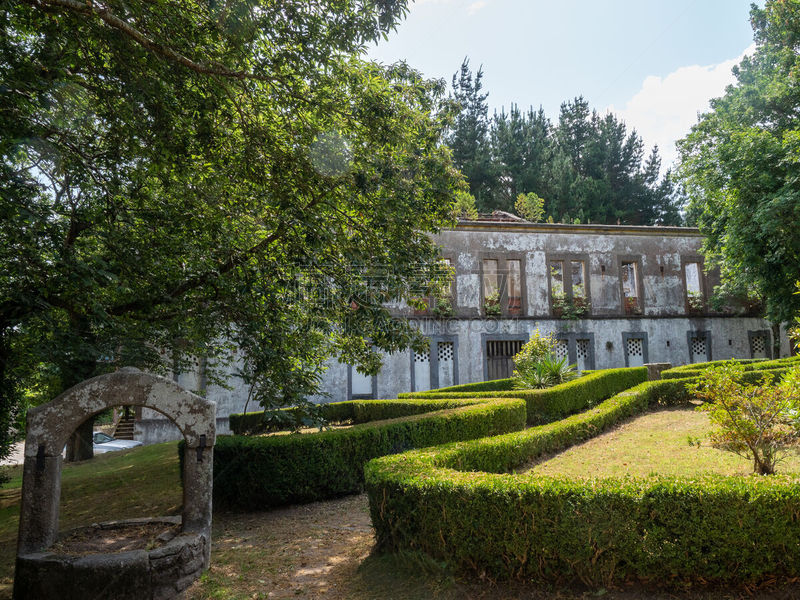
[29,0,269,82]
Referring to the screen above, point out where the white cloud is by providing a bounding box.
[607,44,755,171]
[467,1,488,15]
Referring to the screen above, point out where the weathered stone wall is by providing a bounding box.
[15,370,215,599]
[136,222,781,435]
[15,520,207,600]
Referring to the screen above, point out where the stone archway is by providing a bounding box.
[14,367,215,599]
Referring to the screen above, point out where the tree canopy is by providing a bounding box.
[447,60,684,225]
[677,0,800,324]
[0,0,461,457]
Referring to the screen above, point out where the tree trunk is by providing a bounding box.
[771,322,782,359]
[65,418,94,462]
[63,340,97,462]
[0,328,18,463]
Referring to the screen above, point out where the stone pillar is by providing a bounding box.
[182,444,214,568]
[645,362,672,381]
[17,452,62,554]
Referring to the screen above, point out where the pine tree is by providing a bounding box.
[449,59,495,210]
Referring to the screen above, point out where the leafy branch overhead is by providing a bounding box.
[0,0,461,447]
[677,0,800,324]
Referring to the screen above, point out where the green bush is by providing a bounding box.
[365,376,800,585]
[398,378,516,397]
[661,356,800,379]
[205,396,526,510]
[401,367,647,425]
[229,398,498,434]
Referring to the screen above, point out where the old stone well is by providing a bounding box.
[13,367,216,600]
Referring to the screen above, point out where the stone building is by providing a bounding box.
[135,216,785,443]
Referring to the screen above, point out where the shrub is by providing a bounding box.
[688,361,800,474]
[512,330,578,388]
[514,354,578,389]
[201,396,526,510]
[399,378,516,397]
[365,375,800,586]
[399,367,647,425]
[661,356,800,379]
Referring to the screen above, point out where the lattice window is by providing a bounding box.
[626,338,643,358]
[554,339,569,361]
[690,336,706,357]
[626,337,645,367]
[751,335,767,358]
[577,339,590,360]
[437,341,454,362]
[414,349,430,364]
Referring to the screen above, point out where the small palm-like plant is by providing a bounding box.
[514,352,578,389]
[539,354,579,385]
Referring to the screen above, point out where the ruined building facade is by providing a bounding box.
[135,219,786,442]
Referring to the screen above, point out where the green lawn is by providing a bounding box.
[523,405,800,478]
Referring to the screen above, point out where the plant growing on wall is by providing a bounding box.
[553,293,590,320]
[624,296,642,315]
[688,361,800,475]
[687,290,704,314]
[432,296,454,318]
[484,290,501,316]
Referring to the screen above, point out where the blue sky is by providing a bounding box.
[368,0,761,168]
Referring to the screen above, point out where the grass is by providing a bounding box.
[522,405,800,478]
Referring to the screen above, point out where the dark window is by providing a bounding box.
[485,339,525,380]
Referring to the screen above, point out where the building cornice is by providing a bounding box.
[451,220,702,237]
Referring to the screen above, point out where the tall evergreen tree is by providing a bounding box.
[448,59,495,210]
[491,105,552,212]
[447,70,685,225]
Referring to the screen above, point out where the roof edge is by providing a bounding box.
[452,219,701,237]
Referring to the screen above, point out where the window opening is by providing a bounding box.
[485,339,525,380]
[690,335,708,363]
[413,347,431,391]
[685,261,703,313]
[576,338,591,372]
[554,339,569,361]
[507,259,522,315]
[626,337,645,367]
[437,341,455,388]
[751,335,767,359]
[482,259,500,315]
[622,261,641,315]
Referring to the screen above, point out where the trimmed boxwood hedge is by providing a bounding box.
[398,377,516,396]
[228,398,496,434]
[661,356,800,379]
[401,367,647,425]
[365,370,800,586]
[205,396,526,510]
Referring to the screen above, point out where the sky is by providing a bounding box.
[368,0,762,169]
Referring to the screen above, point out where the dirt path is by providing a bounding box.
[186,494,800,600]
[187,494,377,600]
